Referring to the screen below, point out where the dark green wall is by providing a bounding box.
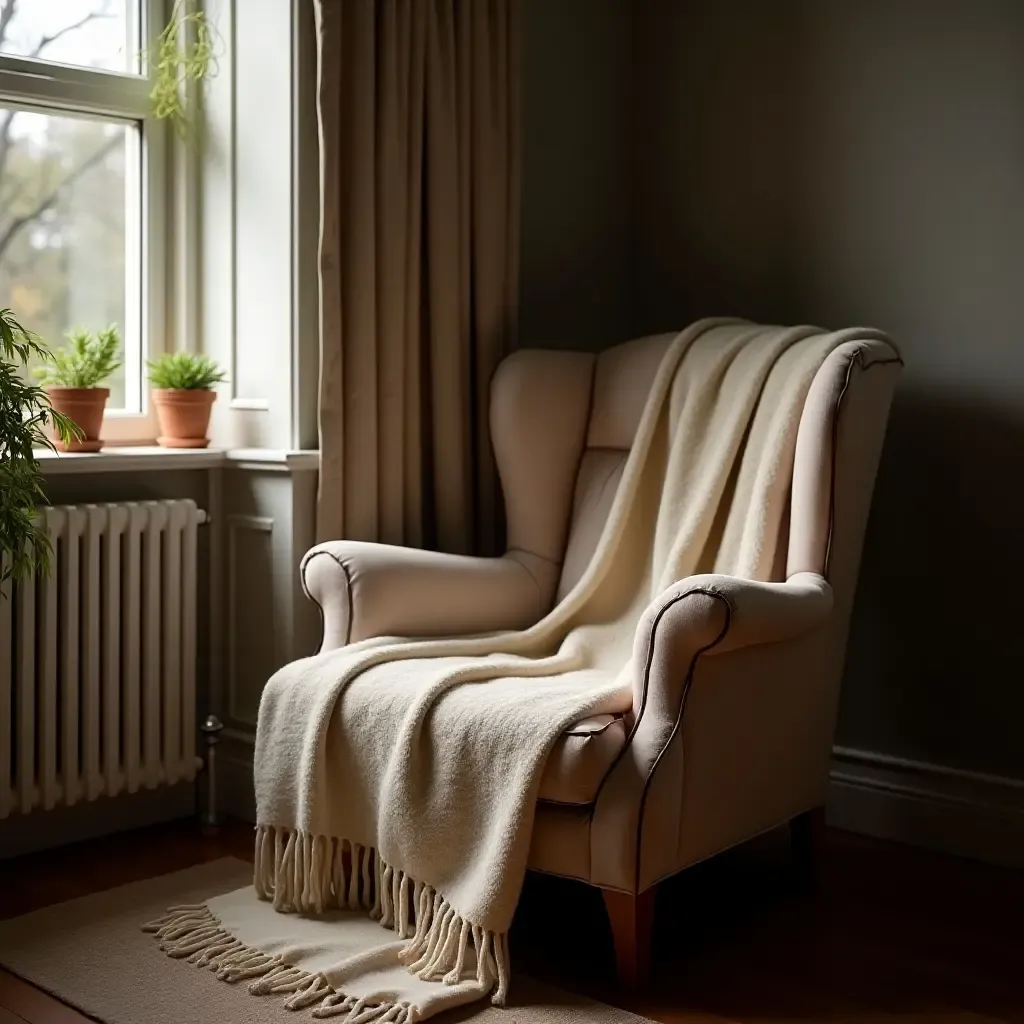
[519,0,634,351]
[632,0,1024,779]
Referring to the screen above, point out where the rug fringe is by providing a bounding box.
[143,903,418,1021]
[147,825,509,1018]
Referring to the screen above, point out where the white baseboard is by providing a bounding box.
[828,746,1024,869]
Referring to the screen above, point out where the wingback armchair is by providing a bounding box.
[301,331,902,984]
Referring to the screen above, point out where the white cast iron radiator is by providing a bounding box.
[1,500,206,819]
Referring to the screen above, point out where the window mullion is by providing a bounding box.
[0,58,150,120]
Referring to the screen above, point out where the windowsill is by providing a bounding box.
[35,446,319,475]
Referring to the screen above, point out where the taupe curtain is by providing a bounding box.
[314,0,520,555]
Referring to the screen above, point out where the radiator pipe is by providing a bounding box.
[200,714,224,834]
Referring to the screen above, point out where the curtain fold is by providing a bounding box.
[315,0,520,555]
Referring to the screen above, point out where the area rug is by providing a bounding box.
[0,858,651,1024]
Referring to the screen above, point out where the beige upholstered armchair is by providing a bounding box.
[301,332,902,984]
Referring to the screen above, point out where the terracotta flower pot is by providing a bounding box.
[152,389,217,448]
[46,387,109,452]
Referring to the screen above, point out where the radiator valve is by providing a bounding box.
[200,714,225,834]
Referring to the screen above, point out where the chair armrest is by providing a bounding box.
[587,572,833,891]
[301,541,551,650]
[640,570,831,662]
[627,571,832,711]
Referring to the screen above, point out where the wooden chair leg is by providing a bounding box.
[601,885,656,987]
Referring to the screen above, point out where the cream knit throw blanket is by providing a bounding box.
[148,320,888,1022]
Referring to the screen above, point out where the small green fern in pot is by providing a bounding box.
[147,353,226,449]
[33,325,121,452]
[1,309,81,586]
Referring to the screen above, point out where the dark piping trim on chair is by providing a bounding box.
[630,588,733,894]
[300,548,355,653]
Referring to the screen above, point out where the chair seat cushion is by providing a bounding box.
[538,713,626,805]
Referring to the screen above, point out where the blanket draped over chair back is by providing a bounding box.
[315,0,520,557]
[148,321,892,1023]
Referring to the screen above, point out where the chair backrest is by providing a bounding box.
[489,330,901,642]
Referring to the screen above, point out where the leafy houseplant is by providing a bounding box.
[147,353,226,449]
[34,326,121,452]
[1,309,80,586]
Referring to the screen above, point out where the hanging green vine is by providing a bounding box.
[145,0,216,138]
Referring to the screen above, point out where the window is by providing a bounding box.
[0,0,165,432]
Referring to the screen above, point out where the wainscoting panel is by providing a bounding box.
[226,514,276,729]
[218,456,318,818]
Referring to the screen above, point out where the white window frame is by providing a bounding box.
[0,0,172,443]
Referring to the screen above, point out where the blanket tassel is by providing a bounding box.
[255,825,512,1005]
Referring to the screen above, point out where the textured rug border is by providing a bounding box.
[0,857,653,1024]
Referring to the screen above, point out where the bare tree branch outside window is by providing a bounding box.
[0,0,131,404]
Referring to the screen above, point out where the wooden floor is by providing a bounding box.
[1,818,1022,1023]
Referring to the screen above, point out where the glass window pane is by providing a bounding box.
[0,1,137,74]
[0,107,139,410]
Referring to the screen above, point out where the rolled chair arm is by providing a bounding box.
[589,571,833,891]
[301,540,553,650]
[628,571,833,711]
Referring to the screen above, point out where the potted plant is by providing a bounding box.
[1,309,80,585]
[147,353,226,448]
[33,326,121,453]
